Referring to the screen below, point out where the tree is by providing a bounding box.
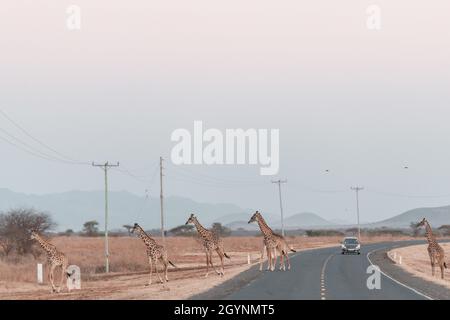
[123,224,133,235]
[410,221,421,237]
[438,225,450,237]
[211,222,231,237]
[169,224,195,236]
[82,220,99,237]
[60,229,75,236]
[0,208,55,256]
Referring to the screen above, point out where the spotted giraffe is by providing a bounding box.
[185,214,230,277]
[248,211,296,271]
[417,218,447,279]
[131,223,176,285]
[30,231,69,293]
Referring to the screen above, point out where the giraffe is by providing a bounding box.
[30,231,69,293]
[185,214,230,277]
[417,218,447,279]
[248,211,296,271]
[131,223,176,285]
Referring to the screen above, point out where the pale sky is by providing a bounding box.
[1,1,450,223]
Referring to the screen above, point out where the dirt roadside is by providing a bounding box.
[388,243,450,290]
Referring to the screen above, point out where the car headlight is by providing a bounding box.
[356,244,360,250]
[341,244,345,249]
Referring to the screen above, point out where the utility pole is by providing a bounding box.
[350,186,364,240]
[92,161,119,273]
[272,179,288,236]
[160,156,165,244]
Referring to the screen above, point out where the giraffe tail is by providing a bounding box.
[224,252,231,259]
[290,248,296,253]
[169,260,177,268]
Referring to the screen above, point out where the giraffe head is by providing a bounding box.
[130,223,141,234]
[248,211,261,224]
[30,230,39,241]
[185,214,196,225]
[416,218,427,228]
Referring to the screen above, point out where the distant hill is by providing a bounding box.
[225,212,337,230]
[367,205,450,229]
[225,221,260,231]
[4,188,450,232]
[0,188,249,231]
[273,212,334,229]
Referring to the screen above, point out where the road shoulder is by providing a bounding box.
[369,245,450,300]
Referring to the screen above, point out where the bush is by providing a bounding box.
[211,222,232,237]
[305,229,344,237]
[82,220,99,237]
[0,208,55,256]
[438,225,450,237]
[169,224,195,236]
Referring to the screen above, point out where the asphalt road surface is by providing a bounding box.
[193,240,450,300]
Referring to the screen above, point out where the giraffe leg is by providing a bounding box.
[204,250,210,278]
[49,264,57,293]
[279,250,284,271]
[58,262,68,293]
[285,251,291,270]
[209,251,221,275]
[259,244,265,271]
[271,248,277,271]
[431,261,435,277]
[266,247,271,271]
[154,258,163,284]
[216,249,225,276]
[163,259,169,282]
[146,257,153,286]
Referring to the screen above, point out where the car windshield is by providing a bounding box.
[344,238,358,245]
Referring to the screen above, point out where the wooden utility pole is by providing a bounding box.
[160,156,165,244]
[272,179,288,236]
[350,186,364,240]
[92,161,119,273]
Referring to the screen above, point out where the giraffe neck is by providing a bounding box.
[34,234,55,255]
[425,221,437,244]
[256,214,274,237]
[192,218,209,238]
[135,226,157,248]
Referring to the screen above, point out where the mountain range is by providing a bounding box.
[1,188,450,231]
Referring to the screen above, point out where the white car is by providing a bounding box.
[341,237,361,255]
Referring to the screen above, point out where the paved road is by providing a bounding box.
[193,240,450,300]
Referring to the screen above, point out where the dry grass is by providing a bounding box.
[389,243,450,289]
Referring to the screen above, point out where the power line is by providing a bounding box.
[0,108,89,165]
[168,163,265,185]
[0,133,87,165]
[0,127,85,165]
[365,188,450,199]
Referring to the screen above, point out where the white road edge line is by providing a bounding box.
[366,247,433,301]
[320,254,334,300]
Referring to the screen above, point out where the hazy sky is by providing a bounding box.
[1,1,450,223]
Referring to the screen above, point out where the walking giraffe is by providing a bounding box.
[417,218,447,279]
[131,223,176,285]
[248,211,296,271]
[185,214,230,277]
[30,230,69,293]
